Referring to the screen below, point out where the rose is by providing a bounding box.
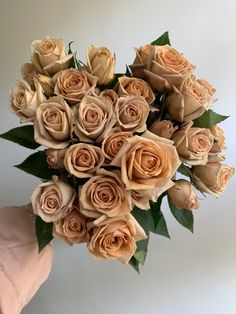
[99,89,118,106]
[21,63,36,88]
[34,96,73,149]
[79,169,132,218]
[10,79,45,122]
[54,69,98,106]
[88,214,147,263]
[149,120,178,139]
[209,125,226,153]
[167,179,199,210]
[192,162,234,196]
[87,45,115,85]
[53,204,88,244]
[31,176,76,222]
[35,74,54,97]
[74,95,116,143]
[64,143,104,178]
[45,148,67,169]
[166,76,216,122]
[115,96,149,133]
[131,190,150,210]
[117,76,155,104]
[31,36,72,76]
[171,122,214,165]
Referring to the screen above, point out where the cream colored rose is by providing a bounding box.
[209,125,226,153]
[21,63,36,88]
[101,128,132,163]
[167,179,199,210]
[166,76,216,122]
[192,162,234,197]
[10,79,45,122]
[149,120,178,139]
[34,96,73,149]
[31,36,72,76]
[53,205,88,244]
[131,190,150,210]
[35,74,54,97]
[88,214,147,263]
[31,176,76,222]
[99,89,118,106]
[79,169,132,218]
[54,69,98,105]
[171,122,214,165]
[115,96,149,133]
[64,143,104,178]
[45,148,67,169]
[117,76,155,105]
[74,95,116,143]
[87,45,115,85]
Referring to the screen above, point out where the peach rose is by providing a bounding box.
[115,96,149,133]
[21,63,36,88]
[35,74,54,97]
[131,190,150,210]
[149,120,178,139]
[171,122,214,165]
[64,143,104,178]
[99,89,118,106]
[167,179,199,210]
[31,36,72,76]
[54,69,98,106]
[31,176,76,222]
[209,125,226,153]
[45,148,67,169]
[79,169,132,218]
[192,162,234,196]
[88,214,147,263]
[87,45,115,85]
[53,204,88,244]
[34,96,73,149]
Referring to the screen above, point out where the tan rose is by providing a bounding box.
[35,74,54,97]
[209,125,226,153]
[64,143,104,178]
[99,89,118,106]
[31,36,72,76]
[131,190,150,210]
[171,122,214,165]
[87,45,115,85]
[115,96,149,133]
[31,176,76,222]
[21,63,36,88]
[88,214,147,263]
[79,169,132,218]
[167,179,199,210]
[10,79,45,122]
[101,128,132,163]
[192,162,234,197]
[197,78,216,97]
[45,148,67,169]
[54,69,98,105]
[74,95,116,143]
[149,120,178,139]
[34,96,73,149]
[53,204,88,244]
[117,76,155,105]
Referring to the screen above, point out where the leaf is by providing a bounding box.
[193,109,229,128]
[35,215,53,252]
[68,41,74,54]
[168,197,194,233]
[151,31,170,46]
[132,207,154,234]
[129,256,140,273]
[177,163,193,178]
[14,151,59,180]
[150,194,170,238]
[0,125,40,149]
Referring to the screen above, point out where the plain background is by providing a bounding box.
[0,0,236,313]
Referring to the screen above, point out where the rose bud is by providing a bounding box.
[21,62,36,88]
[99,89,118,106]
[209,125,227,153]
[149,120,178,139]
[45,148,67,169]
[35,74,54,97]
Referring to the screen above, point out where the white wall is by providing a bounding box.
[0,0,236,313]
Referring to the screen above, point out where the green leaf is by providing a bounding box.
[193,109,229,128]
[35,215,53,252]
[14,151,59,180]
[151,31,170,46]
[129,256,140,273]
[168,197,194,233]
[177,163,192,178]
[0,125,40,149]
[68,41,74,54]
[150,194,170,238]
[132,207,153,234]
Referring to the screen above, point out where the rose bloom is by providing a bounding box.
[99,89,118,106]
[45,148,67,169]
[10,79,45,122]
[115,96,149,133]
[31,36,72,76]
[87,45,115,85]
[74,95,116,143]
[21,63,36,88]
[64,143,104,178]
[117,76,155,105]
[79,169,132,218]
[167,179,199,210]
[88,214,147,263]
[53,204,88,244]
[171,122,214,165]
[192,162,234,197]
[166,76,216,122]
[209,125,226,153]
[31,176,76,222]
[54,69,98,105]
[131,190,150,210]
[34,96,73,149]
[149,120,178,139]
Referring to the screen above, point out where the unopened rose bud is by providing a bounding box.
[35,74,54,97]
[149,120,178,139]
[45,148,67,169]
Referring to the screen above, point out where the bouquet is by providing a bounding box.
[1,32,234,272]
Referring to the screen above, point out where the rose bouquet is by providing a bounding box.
[1,32,234,272]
